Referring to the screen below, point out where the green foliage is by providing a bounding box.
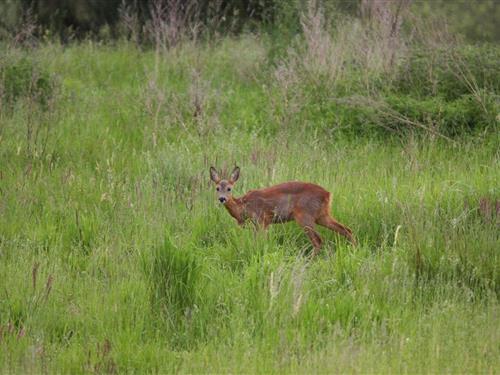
[266,42,499,137]
[2,0,498,43]
[396,45,500,100]
[148,236,199,318]
[0,36,499,373]
[383,93,498,135]
[414,0,500,43]
[0,51,55,107]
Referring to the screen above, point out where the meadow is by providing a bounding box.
[0,10,499,373]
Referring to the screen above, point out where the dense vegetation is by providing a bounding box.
[1,0,500,42]
[1,1,499,373]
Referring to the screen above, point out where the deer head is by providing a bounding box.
[209,166,240,204]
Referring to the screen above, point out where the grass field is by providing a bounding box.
[0,34,499,373]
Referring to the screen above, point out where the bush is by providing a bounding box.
[395,45,500,100]
[330,93,499,137]
[385,93,498,135]
[305,91,498,138]
[0,52,55,107]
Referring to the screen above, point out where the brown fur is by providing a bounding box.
[210,168,356,256]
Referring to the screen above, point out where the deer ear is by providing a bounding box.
[230,166,240,183]
[209,167,220,183]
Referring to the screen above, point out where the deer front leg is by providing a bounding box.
[248,211,272,231]
[255,216,271,231]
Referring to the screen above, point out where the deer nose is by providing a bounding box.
[219,197,226,203]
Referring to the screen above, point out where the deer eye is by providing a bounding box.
[227,188,231,191]
[216,187,220,191]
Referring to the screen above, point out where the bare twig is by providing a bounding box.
[12,6,38,48]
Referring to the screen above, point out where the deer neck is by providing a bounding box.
[224,196,246,224]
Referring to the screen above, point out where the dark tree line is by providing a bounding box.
[1,0,281,39]
[0,0,498,42]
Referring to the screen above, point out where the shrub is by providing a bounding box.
[0,52,55,107]
[395,45,500,100]
[384,93,499,135]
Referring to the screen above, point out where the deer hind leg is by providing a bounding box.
[295,214,323,256]
[317,215,356,245]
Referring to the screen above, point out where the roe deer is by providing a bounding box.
[209,166,356,256]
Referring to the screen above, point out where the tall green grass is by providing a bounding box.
[0,36,498,373]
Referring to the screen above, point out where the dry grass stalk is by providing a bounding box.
[45,275,54,300]
[448,50,490,114]
[144,74,166,147]
[148,0,201,53]
[299,0,345,84]
[274,0,414,101]
[291,263,307,317]
[118,0,141,45]
[360,0,412,70]
[269,266,284,309]
[32,262,40,290]
[11,6,38,48]
[187,68,223,137]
